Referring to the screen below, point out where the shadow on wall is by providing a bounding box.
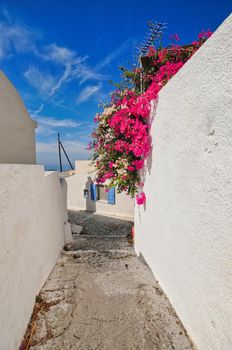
[140,99,158,187]
[139,100,158,205]
[86,176,96,212]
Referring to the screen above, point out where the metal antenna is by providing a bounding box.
[139,21,167,56]
[136,20,167,92]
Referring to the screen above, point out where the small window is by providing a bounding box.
[83,189,89,198]
[90,184,115,204]
[96,185,108,202]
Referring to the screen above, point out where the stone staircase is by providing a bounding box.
[65,210,134,253]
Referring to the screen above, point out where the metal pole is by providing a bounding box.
[60,141,74,170]
[139,55,143,93]
[58,133,62,172]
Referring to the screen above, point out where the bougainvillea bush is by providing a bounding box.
[89,30,212,205]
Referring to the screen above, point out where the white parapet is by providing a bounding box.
[0,164,68,350]
[135,14,232,350]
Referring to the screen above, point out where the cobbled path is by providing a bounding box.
[25,211,194,350]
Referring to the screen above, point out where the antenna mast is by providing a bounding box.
[137,21,167,92]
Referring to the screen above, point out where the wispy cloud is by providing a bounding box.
[96,38,134,70]
[24,66,57,95]
[0,22,36,59]
[76,83,102,104]
[41,44,82,96]
[29,103,44,114]
[37,140,88,154]
[31,114,81,135]
[52,98,76,112]
[2,8,12,23]
[0,10,105,97]
[0,8,134,112]
[77,64,106,85]
[22,41,106,96]
[35,116,80,128]
[0,10,132,101]
[39,43,105,95]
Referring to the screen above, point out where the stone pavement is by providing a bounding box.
[24,211,194,350]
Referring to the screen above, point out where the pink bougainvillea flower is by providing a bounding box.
[170,33,180,42]
[90,30,212,201]
[147,46,156,56]
[198,30,213,40]
[132,159,144,170]
[104,172,114,180]
[136,192,146,205]
[96,177,105,184]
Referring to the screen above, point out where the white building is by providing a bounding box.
[66,160,134,220]
[0,71,37,164]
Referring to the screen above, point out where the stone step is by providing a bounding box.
[62,249,136,261]
[64,236,133,252]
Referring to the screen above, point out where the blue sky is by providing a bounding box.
[0,0,231,169]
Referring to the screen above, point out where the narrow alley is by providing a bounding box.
[24,211,193,350]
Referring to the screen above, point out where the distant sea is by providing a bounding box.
[42,164,74,172]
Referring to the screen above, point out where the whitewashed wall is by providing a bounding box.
[66,160,134,220]
[0,71,37,164]
[135,14,232,350]
[0,164,70,350]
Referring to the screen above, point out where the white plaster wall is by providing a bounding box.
[0,164,68,350]
[0,71,37,164]
[66,160,134,220]
[135,14,232,350]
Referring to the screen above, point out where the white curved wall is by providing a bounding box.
[0,71,37,164]
[135,14,232,350]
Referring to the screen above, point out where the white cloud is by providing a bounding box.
[37,140,88,154]
[0,11,131,102]
[31,114,81,135]
[24,66,56,95]
[29,103,44,114]
[52,98,76,112]
[35,125,56,136]
[35,116,80,128]
[42,44,77,96]
[2,8,12,22]
[40,43,104,95]
[96,38,134,70]
[76,83,102,104]
[0,17,104,97]
[42,43,77,63]
[76,64,106,85]
[49,63,72,96]
[0,22,37,59]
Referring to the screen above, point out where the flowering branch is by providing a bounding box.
[89,30,212,205]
